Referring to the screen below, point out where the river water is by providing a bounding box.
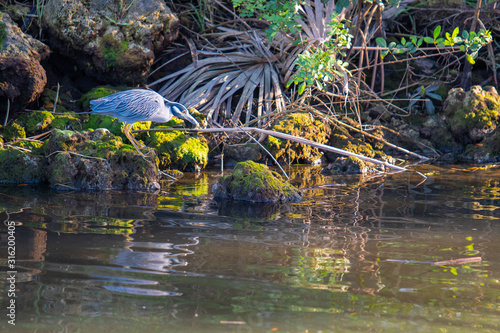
[1,164,499,332]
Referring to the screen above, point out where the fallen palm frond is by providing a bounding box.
[133,127,407,172]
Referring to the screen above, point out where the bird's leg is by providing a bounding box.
[124,124,155,159]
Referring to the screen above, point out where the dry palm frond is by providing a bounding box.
[149,29,285,126]
[150,0,354,126]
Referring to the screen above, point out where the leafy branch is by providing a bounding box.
[376,25,492,64]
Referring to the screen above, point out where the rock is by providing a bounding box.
[43,128,160,190]
[0,145,44,184]
[445,85,500,144]
[0,12,49,112]
[322,156,383,175]
[267,112,330,164]
[42,0,180,85]
[146,123,208,171]
[212,161,302,203]
[223,143,262,166]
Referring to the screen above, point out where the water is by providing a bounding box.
[1,165,500,332]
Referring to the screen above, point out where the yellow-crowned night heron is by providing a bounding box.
[90,89,199,158]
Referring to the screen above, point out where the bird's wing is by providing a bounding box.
[90,90,162,123]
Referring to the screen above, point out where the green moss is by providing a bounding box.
[85,114,123,135]
[147,127,208,170]
[100,34,129,71]
[0,147,42,183]
[451,91,500,132]
[0,21,6,51]
[214,161,302,203]
[2,122,26,141]
[330,133,383,159]
[267,113,330,164]
[50,114,81,130]
[15,111,54,133]
[78,86,121,108]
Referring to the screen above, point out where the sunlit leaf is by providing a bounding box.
[433,25,441,40]
[298,82,306,95]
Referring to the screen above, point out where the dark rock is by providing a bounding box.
[223,143,262,166]
[322,156,382,175]
[0,12,49,112]
[212,161,302,203]
[42,0,179,85]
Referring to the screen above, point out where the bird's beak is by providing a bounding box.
[184,113,200,128]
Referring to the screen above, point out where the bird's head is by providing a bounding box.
[168,102,200,128]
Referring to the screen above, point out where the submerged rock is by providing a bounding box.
[212,161,302,203]
[0,12,49,112]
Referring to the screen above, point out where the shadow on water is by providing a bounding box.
[0,165,500,332]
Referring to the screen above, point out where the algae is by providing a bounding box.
[147,126,208,171]
[267,113,330,164]
[213,161,302,203]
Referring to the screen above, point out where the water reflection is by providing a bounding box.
[0,165,500,332]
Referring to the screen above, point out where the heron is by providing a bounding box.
[90,89,199,158]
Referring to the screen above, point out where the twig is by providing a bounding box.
[237,126,289,179]
[133,127,407,172]
[3,99,9,127]
[4,144,32,153]
[46,150,108,162]
[52,83,60,113]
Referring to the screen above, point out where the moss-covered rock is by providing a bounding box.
[0,146,43,183]
[1,121,26,141]
[14,111,54,133]
[212,161,302,203]
[446,86,500,143]
[44,128,159,190]
[146,125,208,171]
[267,112,330,164]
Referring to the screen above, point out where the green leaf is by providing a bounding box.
[381,50,389,58]
[424,37,434,44]
[445,32,451,40]
[401,37,406,45]
[433,25,441,40]
[460,45,465,52]
[452,27,459,39]
[466,54,475,64]
[298,82,306,95]
[316,80,323,91]
[425,99,435,115]
[453,37,463,44]
[388,41,397,49]
[417,38,423,47]
[286,79,294,88]
[426,92,442,101]
[462,30,469,39]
